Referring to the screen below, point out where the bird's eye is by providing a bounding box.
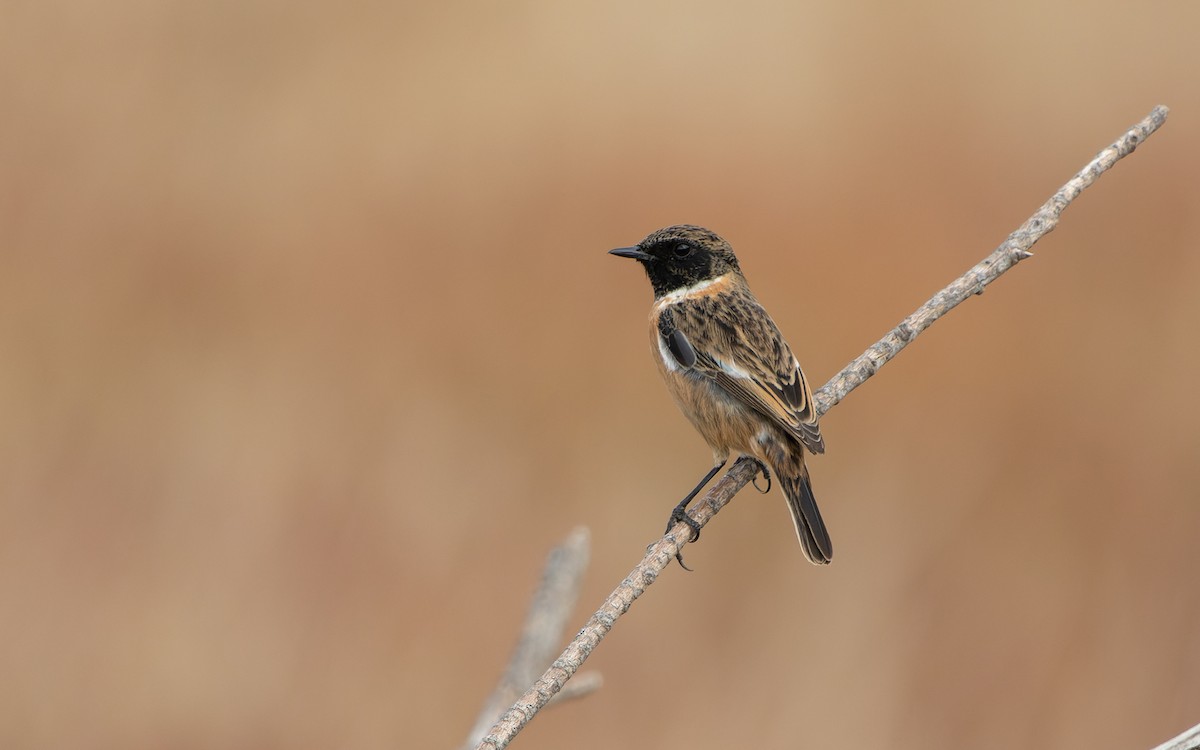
[673,243,693,258]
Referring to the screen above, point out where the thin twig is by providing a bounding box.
[462,527,593,750]
[472,105,1170,750]
[548,671,604,704]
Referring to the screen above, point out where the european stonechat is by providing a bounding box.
[610,225,832,565]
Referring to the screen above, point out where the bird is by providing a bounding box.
[609,225,832,566]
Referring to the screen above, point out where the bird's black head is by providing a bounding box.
[609,225,742,299]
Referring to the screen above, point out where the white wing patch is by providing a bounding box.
[713,356,752,380]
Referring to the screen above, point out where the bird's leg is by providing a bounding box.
[665,462,726,539]
[665,461,726,569]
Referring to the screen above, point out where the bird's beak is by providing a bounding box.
[609,246,652,261]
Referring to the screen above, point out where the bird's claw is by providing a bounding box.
[751,462,771,494]
[665,507,701,571]
[665,507,701,542]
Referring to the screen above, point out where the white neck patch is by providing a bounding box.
[655,273,730,307]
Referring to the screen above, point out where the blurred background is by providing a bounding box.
[2,1,1198,748]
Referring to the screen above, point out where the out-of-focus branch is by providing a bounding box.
[471,105,1171,750]
[460,527,595,750]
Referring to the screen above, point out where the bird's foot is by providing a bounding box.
[745,457,771,494]
[665,506,702,542]
[665,506,701,571]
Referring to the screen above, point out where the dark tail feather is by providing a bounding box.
[783,463,833,565]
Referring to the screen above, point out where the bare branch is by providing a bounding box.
[461,527,592,750]
[471,105,1171,750]
[1150,721,1200,750]
[815,103,1170,416]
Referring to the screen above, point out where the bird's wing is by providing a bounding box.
[659,293,825,454]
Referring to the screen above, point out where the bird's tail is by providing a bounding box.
[781,460,833,565]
